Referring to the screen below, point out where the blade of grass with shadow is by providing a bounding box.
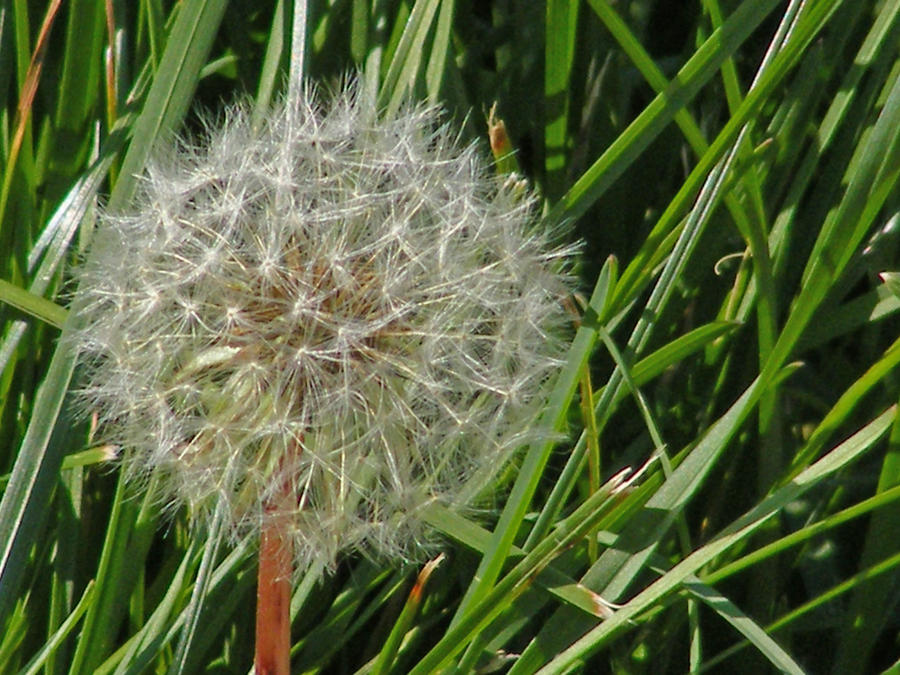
[544,0,577,201]
[17,3,226,673]
[377,0,441,115]
[512,16,900,668]
[537,0,836,554]
[448,255,615,627]
[551,0,784,227]
[535,406,896,673]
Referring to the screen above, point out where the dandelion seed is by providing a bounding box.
[70,78,575,575]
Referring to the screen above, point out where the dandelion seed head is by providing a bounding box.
[71,79,575,572]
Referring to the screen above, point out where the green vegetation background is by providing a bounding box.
[1,1,900,673]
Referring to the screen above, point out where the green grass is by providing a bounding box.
[2,1,900,673]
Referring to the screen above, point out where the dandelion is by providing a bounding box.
[70,78,574,671]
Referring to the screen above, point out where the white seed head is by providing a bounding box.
[70,80,575,571]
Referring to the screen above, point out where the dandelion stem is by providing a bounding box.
[254,484,294,675]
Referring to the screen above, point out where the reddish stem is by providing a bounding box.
[254,487,293,675]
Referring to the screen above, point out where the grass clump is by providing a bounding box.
[1,1,899,673]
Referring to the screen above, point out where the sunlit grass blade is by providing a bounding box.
[0,279,67,327]
[544,0,577,200]
[3,1,899,671]
[107,0,227,211]
[448,255,613,628]
[0,446,115,488]
[524,3,824,566]
[410,466,648,674]
[789,335,900,474]
[536,406,896,673]
[424,0,453,101]
[736,0,900,324]
[18,581,94,675]
[96,539,253,675]
[62,2,226,671]
[552,0,782,224]
[609,0,839,312]
[704,548,900,672]
[371,555,444,675]
[800,282,900,351]
[705,484,900,586]
[291,565,399,673]
[759,63,900,383]
[0,0,64,232]
[377,0,441,115]
[108,543,197,675]
[682,576,804,674]
[0,335,78,626]
[508,371,771,673]
[831,402,900,673]
[252,0,287,125]
[422,503,616,619]
[168,512,224,675]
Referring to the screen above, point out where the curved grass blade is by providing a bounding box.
[252,0,287,127]
[0,77,141,375]
[422,503,617,619]
[609,0,840,311]
[507,370,777,674]
[109,542,198,675]
[424,0,453,101]
[705,484,900,585]
[525,2,844,569]
[703,547,900,672]
[409,465,649,674]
